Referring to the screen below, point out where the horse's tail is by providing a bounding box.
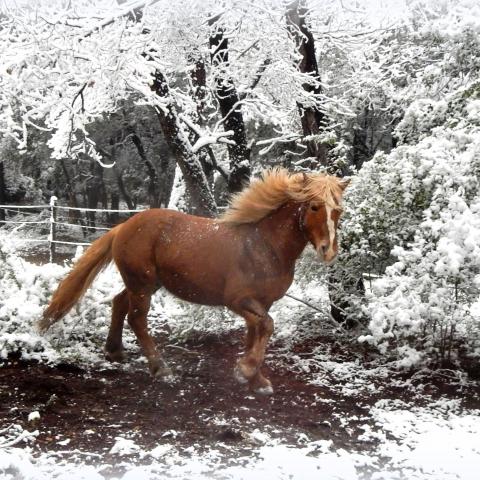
[39,225,120,332]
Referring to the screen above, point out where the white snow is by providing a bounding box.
[27,411,40,423]
[368,399,480,480]
[109,437,141,456]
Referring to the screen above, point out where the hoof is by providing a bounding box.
[234,365,249,385]
[158,373,177,384]
[149,358,173,379]
[105,348,126,363]
[235,358,257,382]
[250,375,274,396]
[253,384,274,396]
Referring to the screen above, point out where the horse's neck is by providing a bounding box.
[256,202,308,264]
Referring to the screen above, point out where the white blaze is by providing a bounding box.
[325,205,335,247]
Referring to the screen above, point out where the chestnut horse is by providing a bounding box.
[40,169,348,395]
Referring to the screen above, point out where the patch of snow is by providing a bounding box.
[367,399,480,480]
[146,444,173,460]
[109,437,140,456]
[27,411,40,422]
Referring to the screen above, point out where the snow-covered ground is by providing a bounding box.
[1,385,479,479]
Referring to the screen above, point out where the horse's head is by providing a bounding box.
[219,168,349,265]
[302,178,349,265]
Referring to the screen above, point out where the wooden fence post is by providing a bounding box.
[49,196,57,263]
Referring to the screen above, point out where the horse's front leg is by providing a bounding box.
[127,291,172,378]
[234,299,274,395]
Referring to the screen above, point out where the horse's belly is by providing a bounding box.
[256,276,294,304]
[160,271,224,306]
[223,271,294,309]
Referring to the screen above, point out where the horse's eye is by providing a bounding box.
[310,205,319,212]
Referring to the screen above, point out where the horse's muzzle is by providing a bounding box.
[316,246,337,265]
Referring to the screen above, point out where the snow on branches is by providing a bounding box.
[0,0,405,169]
[344,81,480,368]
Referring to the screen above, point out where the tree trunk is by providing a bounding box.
[109,191,120,225]
[0,161,6,223]
[85,159,106,229]
[157,152,176,208]
[150,70,217,218]
[189,55,215,187]
[113,165,134,210]
[209,18,251,193]
[328,269,366,329]
[105,135,135,211]
[287,1,365,327]
[60,159,87,236]
[286,0,329,167]
[127,127,161,208]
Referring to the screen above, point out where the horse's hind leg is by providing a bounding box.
[105,289,129,362]
[127,291,172,378]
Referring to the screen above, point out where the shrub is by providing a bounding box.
[337,84,480,369]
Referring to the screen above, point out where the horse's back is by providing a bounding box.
[111,208,236,304]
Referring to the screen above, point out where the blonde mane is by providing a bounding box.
[219,168,347,225]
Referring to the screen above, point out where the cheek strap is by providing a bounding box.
[297,203,309,241]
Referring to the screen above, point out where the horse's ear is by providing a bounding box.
[339,178,350,191]
[302,172,308,184]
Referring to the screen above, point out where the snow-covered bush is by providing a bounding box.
[339,82,480,368]
[0,240,124,363]
[365,195,480,367]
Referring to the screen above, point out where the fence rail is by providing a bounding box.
[0,196,146,262]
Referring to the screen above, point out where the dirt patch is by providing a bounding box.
[1,334,356,446]
[1,333,479,477]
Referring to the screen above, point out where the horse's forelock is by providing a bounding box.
[301,174,344,209]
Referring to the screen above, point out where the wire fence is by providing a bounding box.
[0,196,145,263]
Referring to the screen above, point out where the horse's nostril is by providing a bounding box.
[317,245,329,258]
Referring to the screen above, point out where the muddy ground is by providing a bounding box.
[1,331,479,478]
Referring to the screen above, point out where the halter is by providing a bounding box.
[297,202,310,242]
